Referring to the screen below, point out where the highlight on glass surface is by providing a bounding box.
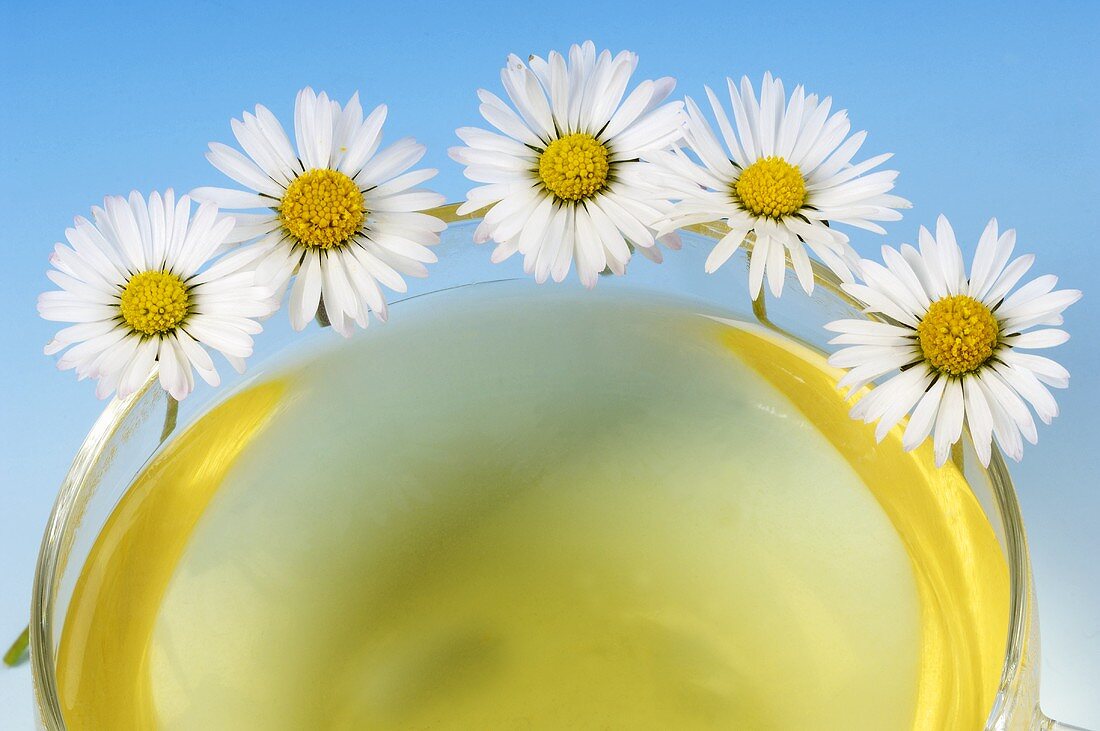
[193,87,447,337]
[16,40,1090,731]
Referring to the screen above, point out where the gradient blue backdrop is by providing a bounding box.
[2,1,1098,727]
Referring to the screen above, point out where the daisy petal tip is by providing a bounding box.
[658,232,682,251]
[972,439,993,467]
[770,270,787,296]
[456,200,482,217]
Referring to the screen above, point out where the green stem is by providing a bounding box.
[315,296,331,328]
[751,291,769,326]
[4,626,28,667]
[160,395,179,444]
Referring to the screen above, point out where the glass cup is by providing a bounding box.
[28,206,1087,730]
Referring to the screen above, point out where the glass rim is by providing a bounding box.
[29,203,1031,730]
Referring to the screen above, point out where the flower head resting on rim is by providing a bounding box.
[38,191,278,400]
[449,41,686,288]
[649,72,911,298]
[825,215,1081,466]
[192,87,447,337]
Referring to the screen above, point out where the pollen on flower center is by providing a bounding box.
[733,156,807,219]
[279,168,365,249]
[917,295,1000,376]
[537,133,611,202]
[119,271,190,336]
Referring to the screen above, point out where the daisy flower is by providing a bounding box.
[449,41,685,288]
[826,215,1081,466]
[38,191,277,401]
[193,88,447,337]
[650,73,910,297]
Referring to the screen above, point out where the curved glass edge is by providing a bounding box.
[28,203,1034,731]
[30,368,162,729]
[985,448,1041,730]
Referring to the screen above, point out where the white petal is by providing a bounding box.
[1002,329,1069,350]
[1000,350,1070,388]
[765,232,786,297]
[841,283,921,328]
[978,369,1037,447]
[903,376,947,452]
[982,254,1034,306]
[207,143,283,197]
[932,379,965,466]
[704,227,750,274]
[991,361,1058,424]
[357,139,427,188]
[117,338,159,400]
[191,186,273,210]
[339,104,388,176]
[174,330,220,387]
[184,315,256,358]
[289,249,323,331]
[747,235,768,299]
[824,318,912,336]
[963,375,995,466]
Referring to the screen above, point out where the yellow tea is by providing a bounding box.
[57,285,1009,730]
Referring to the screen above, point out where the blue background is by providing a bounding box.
[2,1,1098,727]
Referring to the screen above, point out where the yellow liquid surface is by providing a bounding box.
[57,285,1009,730]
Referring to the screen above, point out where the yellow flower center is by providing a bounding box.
[733,156,807,219]
[119,271,190,336]
[917,295,1000,376]
[537,133,611,202]
[279,168,365,249]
